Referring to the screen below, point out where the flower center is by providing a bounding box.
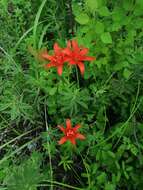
[66,129,74,137]
[54,54,64,65]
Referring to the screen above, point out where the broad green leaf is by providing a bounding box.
[123,68,132,79]
[96,58,107,69]
[72,3,82,16]
[75,13,89,25]
[130,145,138,156]
[80,26,90,34]
[113,61,129,71]
[49,87,57,95]
[135,52,143,62]
[85,0,98,12]
[105,183,116,190]
[98,6,110,16]
[97,172,107,184]
[112,8,124,22]
[107,151,116,158]
[101,32,112,44]
[96,0,105,7]
[95,21,104,34]
[111,22,121,31]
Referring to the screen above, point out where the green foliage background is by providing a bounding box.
[0,0,143,189]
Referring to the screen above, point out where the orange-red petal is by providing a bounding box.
[54,43,61,53]
[63,48,71,56]
[77,62,85,75]
[72,40,80,51]
[69,138,76,145]
[39,50,53,60]
[76,133,85,140]
[84,56,95,61]
[58,136,67,145]
[57,65,63,75]
[66,119,72,130]
[58,125,65,134]
[73,124,81,132]
[67,40,71,48]
[68,59,76,65]
[80,48,89,56]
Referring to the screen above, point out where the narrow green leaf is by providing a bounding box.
[33,0,47,48]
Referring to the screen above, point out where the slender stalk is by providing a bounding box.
[41,180,83,190]
[44,103,53,190]
[75,66,80,88]
[67,0,74,35]
[0,127,40,150]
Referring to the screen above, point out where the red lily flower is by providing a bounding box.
[63,40,95,75]
[40,43,66,76]
[58,119,85,145]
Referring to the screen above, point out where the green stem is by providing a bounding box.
[75,66,80,88]
[44,104,53,190]
[41,180,83,190]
